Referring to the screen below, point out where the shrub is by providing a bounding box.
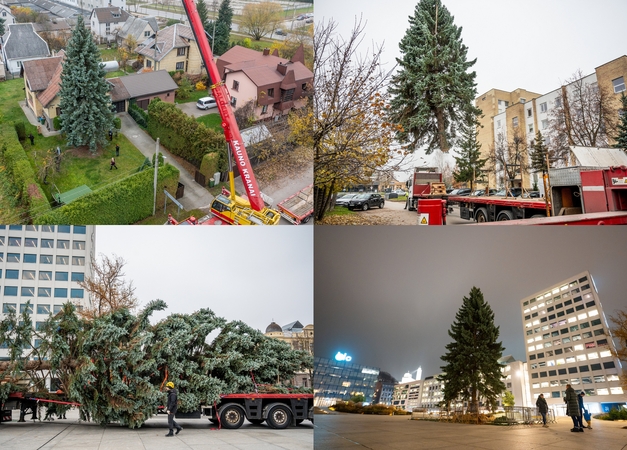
[600,407,627,421]
[195,81,207,91]
[199,152,222,186]
[113,117,122,129]
[128,103,148,128]
[53,116,62,130]
[14,121,26,141]
[35,164,179,224]
[176,76,193,100]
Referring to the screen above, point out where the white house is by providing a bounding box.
[90,6,130,43]
[1,23,50,77]
[55,0,126,13]
[0,3,16,27]
[116,15,157,47]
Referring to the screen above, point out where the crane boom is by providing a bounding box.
[181,0,264,212]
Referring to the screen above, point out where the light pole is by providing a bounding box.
[153,138,160,216]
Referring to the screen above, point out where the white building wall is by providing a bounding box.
[58,0,126,12]
[520,270,625,415]
[0,225,95,359]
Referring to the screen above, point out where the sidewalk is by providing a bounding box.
[19,101,61,138]
[118,112,214,211]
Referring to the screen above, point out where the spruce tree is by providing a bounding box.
[530,131,549,174]
[59,15,114,152]
[196,0,210,32]
[388,0,480,154]
[0,17,5,36]
[614,93,627,152]
[213,0,233,56]
[439,287,505,414]
[453,119,486,191]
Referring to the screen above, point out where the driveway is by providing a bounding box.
[176,102,218,118]
[118,112,214,211]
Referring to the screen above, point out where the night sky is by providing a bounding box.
[314,227,626,381]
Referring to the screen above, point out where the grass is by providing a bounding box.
[98,46,118,62]
[177,90,210,104]
[196,113,222,132]
[326,207,357,217]
[105,69,129,79]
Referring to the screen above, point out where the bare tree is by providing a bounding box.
[432,150,455,187]
[548,69,619,162]
[240,2,283,41]
[295,18,397,220]
[78,254,139,319]
[489,128,529,190]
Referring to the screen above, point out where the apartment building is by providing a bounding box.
[476,55,627,191]
[0,225,95,360]
[520,271,625,414]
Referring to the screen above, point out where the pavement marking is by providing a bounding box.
[37,424,72,450]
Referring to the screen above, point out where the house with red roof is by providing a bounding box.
[216,45,313,120]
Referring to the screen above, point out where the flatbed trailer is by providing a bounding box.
[448,195,548,222]
[478,211,627,225]
[277,185,313,224]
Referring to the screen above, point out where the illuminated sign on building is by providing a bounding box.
[335,351,352,362]
[361,368,378,375]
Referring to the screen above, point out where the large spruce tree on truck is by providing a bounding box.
[389,0,481,154]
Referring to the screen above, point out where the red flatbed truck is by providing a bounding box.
[277,184,314,224]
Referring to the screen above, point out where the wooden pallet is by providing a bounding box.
[430,183,446,195]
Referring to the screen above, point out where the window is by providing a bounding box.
[6,269,19,279]
[146,60,152,68]
[613,76,626,94]
[42,225,54,232]
[22,270,36,280]
[540,102,547,113]
[232,80,239,91]
[58,225,71,233]
[54,288,68,298]
[3,303,17,313]
[177,47,186,56]
[231,97,237,107]
[20,304,33,314]
[57,240,70,249]
[555,97,562,107]
[55,272,69,281]
[144,30,150,37]
[72,256,85,266]
[53,305,63,314]
[541,119,548,129]
[71,289,84,299]
[497,120,501,129]
[71,272,85,282]
[268,88,274,98]
[42,239,54,248]
[8,237,21,246]
[37,304,51,315]
[73,226,86,234]
[4,286,18,296]
[38,288,51,297]
[41,255,53,264]
[39,271,52,280]
[73,240,85,250]
[176,62,184,70]
[527,108,532,117]
[281,88,295,102]
[261,104,268,114]
[24,238,38,247]
[56,255,69,265]
[528,124,533,133]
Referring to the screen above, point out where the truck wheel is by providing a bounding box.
[302,215,311,224]
[267,404,292,429]
[362,203,369,211]
[220,404,245,429]
[496,210,514,221]
[248,418,265,425]
[475,208,488,223]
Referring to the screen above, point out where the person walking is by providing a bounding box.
[536,393,549,427]
[109,129,113,141]
[565,384,583,432]
[110,157,118,170]
[165,381,182,437]
[578,391,592,429]
[28,133,35,145]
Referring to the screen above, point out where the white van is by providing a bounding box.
[196,96,217,110]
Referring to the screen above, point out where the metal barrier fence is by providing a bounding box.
[504,406,556,424]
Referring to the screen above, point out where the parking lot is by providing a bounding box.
[314,412,627,450]
[0,410,313,450]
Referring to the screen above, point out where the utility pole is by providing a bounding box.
[153,138,160,216]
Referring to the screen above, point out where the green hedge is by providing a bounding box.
[147,99,225,167]
[199,152,222,186]
[35,164,179,224]
[129,103,148,128]
[0,123,52,222]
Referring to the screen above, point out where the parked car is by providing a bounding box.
[296,14,306,20]
[525,191,542,198]
[196,96,217,110]
[275,29,288,36]
[305,18,313,23]
[393,189,407,197]
[335,193,358,206]
[456,188,472,196]
[494,187,522,197]
[348,193,384,211]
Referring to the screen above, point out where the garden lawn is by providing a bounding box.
[196,113,222,132]
[178,89,211,104]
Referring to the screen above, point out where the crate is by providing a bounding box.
[430,183,446,195]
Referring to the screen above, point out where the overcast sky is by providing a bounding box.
[95,226,313,332]
[315,227,626,382]
[315,0,627,179]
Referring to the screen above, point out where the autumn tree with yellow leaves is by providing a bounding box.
[293,19,399,221]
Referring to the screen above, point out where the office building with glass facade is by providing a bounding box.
[520,271,625,413]
[0,225,95,360]
[313,355,380,407]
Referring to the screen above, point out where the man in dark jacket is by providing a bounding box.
[165,382,183,437]
[565,384,583,432]
[536,393,549,427]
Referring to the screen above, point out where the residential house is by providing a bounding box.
[33,18,72,50]
[89,6,130,43]
[216,45,313,120]
[2,23,50,77]
[135,23,203,75]
[55,0,126,14]
[116,15,157,48]
[110,70,178,111]
[0,3,16,27]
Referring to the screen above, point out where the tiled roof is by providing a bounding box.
[3,23,50,61]
[37,50,66,108]
[135,24,195,62]
[33,18,71,33]
[91,7,130,24]
[117,15,157,42]
[23,55,63,92]
[107,77,130,102]
[119,70,178,98]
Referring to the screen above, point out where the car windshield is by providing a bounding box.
[354,194,370,199]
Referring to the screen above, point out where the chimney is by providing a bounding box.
[277,63,287,75]
[263,48,270,56]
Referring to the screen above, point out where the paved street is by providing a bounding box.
[0,409,313,450]
[314,413,627,450]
